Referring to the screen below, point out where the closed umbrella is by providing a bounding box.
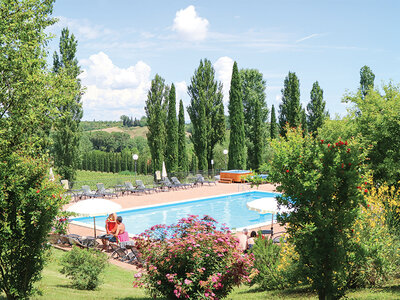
[162,161,167,179]
[246,197,289,236]
[66,198,122,238]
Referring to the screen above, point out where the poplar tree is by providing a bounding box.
[178,99,188,172]
[145,74,167,172]
[359,65,375,99]
[279,71,301,137]
[270,105,277,139]
[228,61,246,169]
[240,68,268,169]
[187,59,225,172]
[52,27,83,182]
[307,81,328,135]
[253,98,263,170]
[165,83,178,172]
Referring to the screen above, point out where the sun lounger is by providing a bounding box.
[124,181,143,194]
[171,177,193,189]
[96,183,118,198]
[81,185,101,199]
[135,180,156,193]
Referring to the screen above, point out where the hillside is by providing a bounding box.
[91,126,149,138]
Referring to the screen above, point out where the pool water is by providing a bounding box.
[73,191,279,235]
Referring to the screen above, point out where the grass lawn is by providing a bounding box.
[74,170,154,189]
[2,248,400,299]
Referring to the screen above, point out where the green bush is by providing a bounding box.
[60,247,108,290]
[251,235,300,290]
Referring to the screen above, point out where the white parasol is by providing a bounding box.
[66,198,122,238]
[246,197,289,236]
[162,161,167,179]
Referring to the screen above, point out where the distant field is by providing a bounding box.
[74,170,154,189]
[91,126,149,138]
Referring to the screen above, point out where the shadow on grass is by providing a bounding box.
[236,284,316,298]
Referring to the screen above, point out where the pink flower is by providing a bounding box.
[184,279,192,285]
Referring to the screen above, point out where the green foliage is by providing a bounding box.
[270,105,278,139]
[187,58,225,171]
[240,68,268,169]
[228,61,246,169]
[267,126,368,299]
[279,72,301,137]
[359,65,375,99]
[251,237,297,290]
[52,211,75,235]
[60,247,108,290]
[178,100,188,172]
[307,81,328,135]
[318,117,355,142]
[166,83,178,172]
[145,74,167,172]
[52,27,83,182]
[0,152,66,299]
[345,83,400,186]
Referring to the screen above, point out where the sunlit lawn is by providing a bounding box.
[2,249,399,299]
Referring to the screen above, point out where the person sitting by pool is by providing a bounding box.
[247,231,257,250]
[110,216,129,243]
[99,213,117,251]
[237,228,248,252]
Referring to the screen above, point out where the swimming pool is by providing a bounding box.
[73,191,279,235]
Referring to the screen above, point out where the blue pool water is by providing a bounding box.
[73,191,278,235]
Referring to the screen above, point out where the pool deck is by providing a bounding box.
[65,182,285,271]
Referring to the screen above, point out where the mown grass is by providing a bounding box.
[1,249,400,300]
[74,170,154,189]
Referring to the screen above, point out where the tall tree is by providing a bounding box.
[252,97,263,170]
[52,27,83,182]
[278,71,301,137]
[228,62,246,169]
[240,68,268,169]
[359,65,375,99]
[177,100,188,172]
[307,81,328,135]
[300,107,308,134]
[0,1,68,298]
[187,59,225,172]
[145,74,167,172]
[270,105,277,139]
[165,84,178,172]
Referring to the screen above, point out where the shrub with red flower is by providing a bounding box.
[133,215,256,299]
[52,211,75,235]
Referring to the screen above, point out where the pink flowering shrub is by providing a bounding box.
[133,215,256,299]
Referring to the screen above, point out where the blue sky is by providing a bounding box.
[48,0,400,121]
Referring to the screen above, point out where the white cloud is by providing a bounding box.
[296,33,323,43]
[79,52,151,120]
[53,16,114,40]
[174,81,188,103]
[213,56,234,106]
[172,5,209,41]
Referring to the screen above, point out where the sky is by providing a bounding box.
[48,0,400,121]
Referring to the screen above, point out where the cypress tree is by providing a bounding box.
[360,65,375,99]
[166,84,178,172]
[228,61,246,169]
[178,99,188,172]
[253,97,264,170]
[52,27,83,181]
[187,59,225,172]
[145,74,167,172]
[240,69,268,169]
[270,105,277,139]
[307,81,328,135]
[301,108,308,135]
[279,71,301,137]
